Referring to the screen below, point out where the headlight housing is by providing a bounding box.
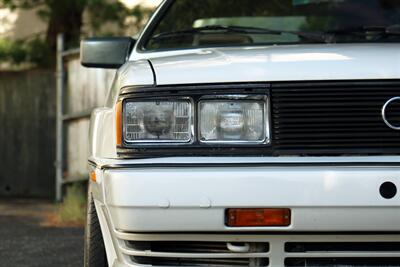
[122,99,193,144]
[199,100,268,144]
[118,94,269,147]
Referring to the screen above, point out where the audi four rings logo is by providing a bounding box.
[382,97,400,130]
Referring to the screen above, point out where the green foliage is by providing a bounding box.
[26,38,51,66]
[1,0,131,33]
[0,0,151,32]
[128,5,153,34]
[0,37,51,67]
[0,0,44,9]
[58,184,86,225]
[87,0,129,31]
[0,39,27,64]
[0,0,155,67]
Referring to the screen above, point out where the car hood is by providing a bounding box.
[146,44,400,85]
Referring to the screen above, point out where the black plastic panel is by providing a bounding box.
[81,37,135,69]
[272,81,400,156]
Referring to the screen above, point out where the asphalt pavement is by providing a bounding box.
[0,200,84,267]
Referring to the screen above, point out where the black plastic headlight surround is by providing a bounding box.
[117,84,271,157]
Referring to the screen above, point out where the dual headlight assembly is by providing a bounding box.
[117,96,269,147]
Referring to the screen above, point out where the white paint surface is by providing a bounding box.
[131,44,400,85]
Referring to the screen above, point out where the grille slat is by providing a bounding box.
[274,91,400,97]
[285,242,400,253]
[275,122,391,129]
[272,83,400,155]
[285,258,400,267]
[275,114,400,119]
[285,242,400,266]
[275,117,388,123]
[135,256,258,266]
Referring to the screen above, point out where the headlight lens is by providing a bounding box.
[199,100,267,143]
[123,100,193,143]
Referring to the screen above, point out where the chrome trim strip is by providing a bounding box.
[382,96,400,130]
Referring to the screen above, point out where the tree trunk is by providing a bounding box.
[45,2,85,67]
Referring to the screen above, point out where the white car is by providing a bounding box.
[81,0,400,266]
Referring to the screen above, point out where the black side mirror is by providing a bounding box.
[80,37,136,69]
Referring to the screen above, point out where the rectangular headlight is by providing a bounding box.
[199,99,268,144]
[123,100,193,143]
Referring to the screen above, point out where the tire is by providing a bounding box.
[84,187,108,267]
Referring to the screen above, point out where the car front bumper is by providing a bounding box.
[89,157,400,266]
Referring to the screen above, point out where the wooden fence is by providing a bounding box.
[0,35,114,200]
[0,71,56,198]
[56,34,115,200]
[63,54,114,183]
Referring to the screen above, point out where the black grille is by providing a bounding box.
[285,258,400,267]
[285,241,400,266]
[285,242,400,253]
[271,82,400,156]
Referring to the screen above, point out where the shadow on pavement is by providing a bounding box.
[0,199,84,267]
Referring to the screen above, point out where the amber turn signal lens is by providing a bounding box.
[116,101,123,146]
[227,208,291,227]
[90,171,97,182]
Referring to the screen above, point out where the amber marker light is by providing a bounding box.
[90,171,97,182]
[227,208,291,227]
[116,101,123,146]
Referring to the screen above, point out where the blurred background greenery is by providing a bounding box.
[0,0,161,69]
